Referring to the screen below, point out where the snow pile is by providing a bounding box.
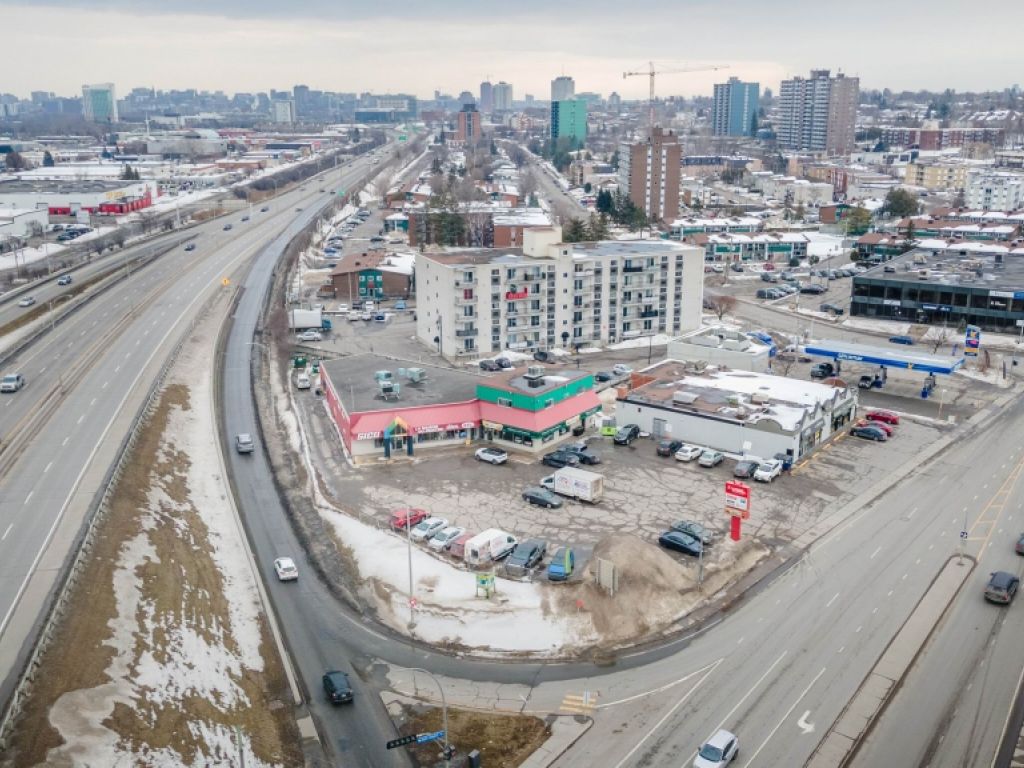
[607,333,675,350]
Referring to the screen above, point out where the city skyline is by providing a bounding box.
[3,0,1020,99]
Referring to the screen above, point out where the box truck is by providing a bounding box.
[288,308,332,331]
[464,529,517,567]
[552,467,604,503]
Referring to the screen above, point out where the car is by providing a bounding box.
[674,444,703,462]
[755,289,774,299]
[17,296,35,307]
[613,424,641,445]
[657,439,684,457]
[711,264,724,273]
[810,362,835,380]
[658,530,703,556]
[298,330,322,342]
[522,486,563,508]
[273,557,298,581]
[184,243,196,251]
[56,274,73,286]
[594,371,614,382]
[260,206,269,212]
[322,670,354,704]
[820,303,844,315]
[753,459,783,483]
[542,450,580,468]
[390,508,428,531]
[1015,532,1024,555]
[780,271,795,281]
[564,444,602,465]
[851,425,888,442]
[547,546,575,581]
[760,272,778,283]
[428,526,466,552]
[730,263,744,273]
[532,350,550,362]
[495,357,513,369]
[694,729,739,768]
[799,284,827,295]
[698,449,725,467]
[235,433,255,453]
[241,215,250,222]
[984,571,1019,604]
[671,520,714,545]
[295,207,303,212]
[612,364,633,376]
[505,539,547,573]
[855,418,893,436]
[479,359,500,372]
[858,374,875,389]
[733,459,759,478]
[889,335,914,345]
[223,224,233,231]
[1,374,25,393]
[410,516,448,542]
[475,447,508,465]
[865,409,900,425]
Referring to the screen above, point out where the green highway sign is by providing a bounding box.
[399,135,408,141]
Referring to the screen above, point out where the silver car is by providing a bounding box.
[698,449,724,467]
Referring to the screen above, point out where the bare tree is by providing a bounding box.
[929,326,952,354]
[518,169,538,201]
[708,294,737,321]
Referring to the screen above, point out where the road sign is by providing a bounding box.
[409,597,418,608]
[386,734,419,750]
[417,730,445,744]
[399,134,408,142]
[725,480,751,518]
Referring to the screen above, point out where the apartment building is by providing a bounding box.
[550,99,587,143]
[493,82,513,112]
[712,78,760,137]
[551,76,575,102]
[903,162,971,191]
[618,127,681,222]
[776,70,858,155]
[416,227,704,358]
[880,126,1005,151]
[455,104,482,145]
[965,171,1024,212]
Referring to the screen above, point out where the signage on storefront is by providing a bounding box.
[357,431,382,440]
[482,421,502,430]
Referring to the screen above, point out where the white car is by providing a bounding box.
[753,459,783,483]
[475,447,508,465]
[17,296,36,307]
[428,526,466,552]
[674,444,703,462]
[274,557,298,581]
[298,330,322,342]
[410,516,448,542]
[612,364,633,376]
[694,729,738,768]
[1,373,25,393]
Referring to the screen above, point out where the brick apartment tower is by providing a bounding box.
[456,104,482,144]
[618,127,681,223]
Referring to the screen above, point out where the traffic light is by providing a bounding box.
[385,734,418,750]
[442,745,456,760]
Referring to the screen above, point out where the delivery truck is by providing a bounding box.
[552,467,604,503]
[464,529,517,567]
[287,308,332,331]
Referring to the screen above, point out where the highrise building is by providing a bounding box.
[618,127,681,222]
[550,99,587,143]
[81,83,118,123]
[608,92,622,112]
[551,76,575,102]
[493,82,513,112]
[293,84,310,118]
[458,91,476,108]
[456,104,482,144]
[777,69,859,155]
[479,81,493,113]
[273,99,296,124]
[712,77,760,137]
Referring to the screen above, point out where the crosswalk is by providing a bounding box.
[560,690,598,715]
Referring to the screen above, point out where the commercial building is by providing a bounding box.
[712,78,760,137]
[965,171,1024,212]
[551,76,575,102]
[850,242,1024,330]
[493,82,514,112]
[685,232,809,265]
[416,227,704,358]
[326,250,413,302]
[320,354,601,460]
[670,217,762,238]
[479,81,494,114]
[618,362,857,462]
[550,99,587,143]
[667,327,773,372]
[776,70,858,155]
[618,127,681,223]
[0,178,156,215]
[455,104,482,145]
[0,207,49,240]
[81,83,118,123]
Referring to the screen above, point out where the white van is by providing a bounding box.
[464,529,517,567]
[296,372,311,390]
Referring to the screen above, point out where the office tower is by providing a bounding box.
[480,81,493,113]
[82,83,118,123]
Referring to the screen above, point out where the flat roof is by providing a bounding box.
[321,354,481,413]
[858,245,1024,291]
[802,339,963,374]
[0,178,141,194]
[483,365,591,396]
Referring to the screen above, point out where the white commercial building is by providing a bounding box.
[965,171,1024,212]
[416,227,705,358]
[667,327,773,373]
[0,207,48,239]
[618,361,858,461]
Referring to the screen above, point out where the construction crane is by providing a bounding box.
[623,62,730,126]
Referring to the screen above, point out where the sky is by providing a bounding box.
[4,0,1022,100]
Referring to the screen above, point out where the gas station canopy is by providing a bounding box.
[803,339,964,375]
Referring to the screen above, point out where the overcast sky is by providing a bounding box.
[5,0,1021,99]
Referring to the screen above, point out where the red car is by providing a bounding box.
[855,418,894,436]
[390,508,428,531]
[865,409,900,425]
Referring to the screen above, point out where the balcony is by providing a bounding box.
[455,315,475,324]
[455,295,476,305]
[640,309,659,318]
[454,277,477,287]
[622,265,644,273]
[455,328,477,338]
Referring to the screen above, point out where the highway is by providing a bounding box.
[0,147,387,708]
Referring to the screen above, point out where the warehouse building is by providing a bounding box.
[0,178,157,215]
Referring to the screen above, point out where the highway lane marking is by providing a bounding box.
[855,625,862,633]
[77,415,84,424]
[61,437,68,446]
[23,491,33,505]
[825,592,839,608]
[740,666,827,767]
[43,462,51,474]
[887,589,894,597]
[610,660,721,768]
[102,381,108,389]
[869,546,881,559]
[90,398,96,406]
[39,367,46,374]
[737,636,745,645]
[908,507,917,519]
[1,525,11,541]
[837,646,845,654]
[901,573,908,580]
[596,661,722,709]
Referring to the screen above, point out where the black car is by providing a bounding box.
[541,450,580,469]
[594,371,614,382]
[323,670,354,704]
[505,539,547,573]
[495,357,513,369]
[533,350,550,362]
[656,439,684,457]
[984,571,1020,604]
[522,487,563,508]
[820,303,844,315]
[613,424,641,445]
[800,284,827,295]
[733,459,758,478]
[479,359,500,372]
[260,206,269,212]
[810,363,835,379]
[658,530,703,556]
[671,520,714,545]
[565,445,602,465]
[730,263,744,273]
[851,425,887,442]
[858,375,875,389]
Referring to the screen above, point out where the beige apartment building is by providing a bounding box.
[618,127,681,222]
[903,162,971,191]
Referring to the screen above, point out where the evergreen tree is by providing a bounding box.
[563,217,587,242]
[882,188,920,218]
[586,213,609,241]
[527,192,539,208]
[595,189,613,215]
[43,151,55,167]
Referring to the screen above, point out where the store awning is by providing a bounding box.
[478,391,601,435]
[349,401,480,438]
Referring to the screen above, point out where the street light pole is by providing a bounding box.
[405,668,450,765]
[406,515,416,628]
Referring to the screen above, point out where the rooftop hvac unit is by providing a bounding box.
[406,367,426,383]
[751,392,770,404]
[526,365,545,378]
[672,390,699,405]
[727,394,742,406]
[374,370,393,382]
